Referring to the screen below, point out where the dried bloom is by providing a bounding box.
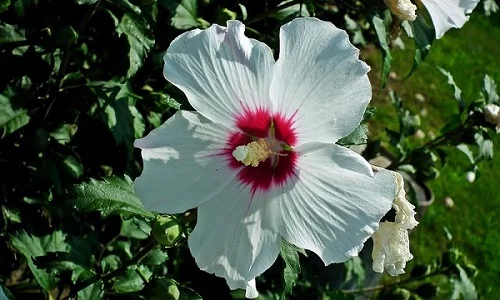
[484,103,500,132]
[384,0,417,21]
[372,171,418,276]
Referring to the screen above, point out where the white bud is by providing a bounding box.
[444,196,455,208]
[415,93,425,102]
[384,0,417,21]
[466,171,475,183]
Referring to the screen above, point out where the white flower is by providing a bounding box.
[420,0,480,39]
[372,171,418,276]
[134,18,396,297]
[384,0,417,21]
[484,103,500,133]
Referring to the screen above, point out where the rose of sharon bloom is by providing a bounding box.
[484,103,500,133]
[372,170,418,276]
[420,0,480,39]
[384,0,417,21]
[134,18,397,298]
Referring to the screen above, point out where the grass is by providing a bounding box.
[363,12,500,298]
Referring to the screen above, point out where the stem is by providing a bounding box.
[342,268,448,294]
[42,0,103,125]
[246,0,302,25]
[0,40,31,51]
[73,240,158,294]
[387,118,472,170]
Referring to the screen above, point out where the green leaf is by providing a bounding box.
[280,241,301,299]
[160,0,200,29]
[475,133,494,159]
[456,144,475,165]
[337,124,368,146]
[117,13,154,78]
[1,205,21,223]
[11,0,32,17]
[0,88,30,137]
[77,280,104,300]
[0,23,24,43]
[407,13,435,77]
[101,255,122,273]
[343,256,365,288]
[112,269,145,293]
[451,265,477,300]
[142,248,168,266]
[371,14,392,88]
[121,217,151,239]
[0,0,10,13]
[75,0,98,4]
[129,105,145,139]
[438,67,464,113]
[66,175,154,218]
[0,284,14,300]
[49,124,78,145]
[273,0,310,20]
[482,74,499,104]
[10,231,68,292]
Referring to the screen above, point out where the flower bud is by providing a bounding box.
[465,171,475,183]
[384,0,417,21]
[484,103,500,132]
[151,216,182,247]
[145,278,180,300]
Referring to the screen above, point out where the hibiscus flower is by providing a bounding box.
[134,17,397,297]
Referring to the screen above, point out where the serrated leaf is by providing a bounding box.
[337,124,368,146]
[10,231,68,292]
[0,23,24,43]
[67,175,154,218]
[117,13,154,78]
[77,280,104,300]
[371,14,392,88]
[142,248,168,266]
[438,67,464,113]
[161,0,199,29]
[112,269,145,293]
[280,241,300,299]
[0,90,30,137]
[101,255,122,273]
[121,217,151,239]
[408,13,435,77]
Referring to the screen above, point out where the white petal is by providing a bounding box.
[134,111,235,213]
[270,18,371,145]
[273,143,395,264]
[188,181,281,293]
[421,0,478,39]
[164,20,275,127]
[245,280,259,299]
